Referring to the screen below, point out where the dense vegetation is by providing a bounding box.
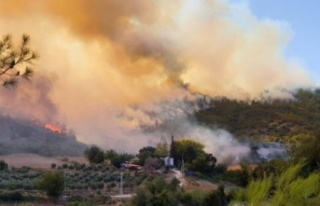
[170,139,220,175]
[193,89,320,205]
[131,177,230,206]
[195,89,320,168]
[232,162,320,205]
[195,89,320,142]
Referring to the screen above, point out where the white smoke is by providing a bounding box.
[121,95,250,162]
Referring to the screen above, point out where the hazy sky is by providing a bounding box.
[249,0,320,81]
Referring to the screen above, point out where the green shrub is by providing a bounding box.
[38,171,65,200]
[0,160,8,171]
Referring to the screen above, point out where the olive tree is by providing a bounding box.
[38,171,65,201]
[0,160,8,171]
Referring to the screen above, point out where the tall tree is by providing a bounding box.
[84,146,104,164]
[0,34,38,86]
[170,136,178,166]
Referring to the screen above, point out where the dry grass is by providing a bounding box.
[0,153,87,169]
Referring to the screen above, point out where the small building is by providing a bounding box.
[164,156,174,167]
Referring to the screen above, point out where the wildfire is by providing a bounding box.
[45,123,63,133]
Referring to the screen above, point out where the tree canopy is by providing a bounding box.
[137,146,157,165]
[84,146,104,164]
[38,171,65,201]
[104,149,134,168]
[170,139,217,175]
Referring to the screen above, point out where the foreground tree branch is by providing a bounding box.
[0,34,38,86]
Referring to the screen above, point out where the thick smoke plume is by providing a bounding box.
[0,0,314,155]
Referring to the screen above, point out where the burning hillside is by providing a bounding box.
[0,114,86,157]
[44,123,63,134]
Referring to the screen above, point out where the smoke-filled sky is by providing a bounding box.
[0,0,316,154]
[248,0,320,81]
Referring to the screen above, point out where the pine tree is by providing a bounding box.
[0,34,38,86]
[170,136,178,166]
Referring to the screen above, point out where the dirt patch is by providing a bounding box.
[184,178,218,192]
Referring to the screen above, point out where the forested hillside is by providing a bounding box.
[195,89,320,143]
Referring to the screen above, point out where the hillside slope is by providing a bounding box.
[0,114,86,156]
[195,89,320,142]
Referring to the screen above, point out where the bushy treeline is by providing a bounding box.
[84,145,134,167]
[170,139,224,175]
[84,138,225,176]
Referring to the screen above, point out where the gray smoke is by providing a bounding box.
[122,95,250,163]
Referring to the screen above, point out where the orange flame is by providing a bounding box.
[45,123,62,133]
